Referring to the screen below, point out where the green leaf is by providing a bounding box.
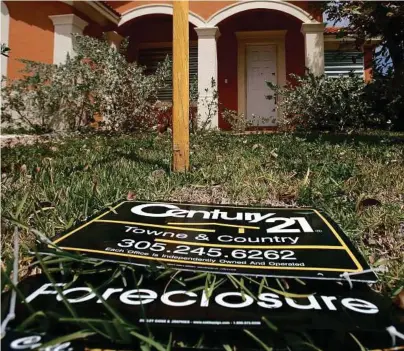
[40,331,95,348]
[244,329,273,351]
[130,330,167,351]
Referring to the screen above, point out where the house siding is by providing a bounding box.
[5,1,103,79]
[5,1,73,79]
[106,1,314,21]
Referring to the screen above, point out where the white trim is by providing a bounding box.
[301,23,325,75]
[301,22,324,34]
[119,4,205,27]
[207,0,317,27]
[1,0,10,77]
[195,27,220,129]
[49,14,88,31]
[49,14,88,64]
[195,27,221,40]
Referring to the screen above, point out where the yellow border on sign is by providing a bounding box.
[154,239,346,250]
[95,219,215,233]
[57,246,358,273]
[51,201,363,272]
[167,222,260,230]
[313,210,363,271]
[51,201,126,245]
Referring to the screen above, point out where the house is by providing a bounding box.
[1,1,375,129]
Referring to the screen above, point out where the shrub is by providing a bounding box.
[1,57,99,133]
[267,72,388,132]
[221,108,250,133]
[1,35,171,133]
[364,71,404,131]
[190,77,220,133]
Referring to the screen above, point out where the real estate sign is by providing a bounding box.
[47,201,377,282]
[1,273,402,350]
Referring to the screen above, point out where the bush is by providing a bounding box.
[221,108,250,133]
[267,72,388,132]
[1,35,171,133]
[364,71,404,131]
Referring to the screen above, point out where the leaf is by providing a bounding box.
[302,167,310,186]
[245,277,311,298]
[262,317,278,332]
[130,330,166,351]
[349,333,367,351]
[39,330,95,349]
[20,164,27,173]
[14,191,29,219]
[244,329,273,351]
[393,287,404,310]
[127,191,136,200]
[16,311,46,331]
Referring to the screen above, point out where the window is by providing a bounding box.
[324,51,364,78]
[138,45,198,101]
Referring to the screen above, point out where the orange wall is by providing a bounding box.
[6,1,73,79]
[106,1,238,22]
[107,1,314,21]
[217,10,305,129]
[5,1,103,80]
[190,1,238,20]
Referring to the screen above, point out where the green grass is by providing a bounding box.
[1,131,403,294]
[1,131,404,349]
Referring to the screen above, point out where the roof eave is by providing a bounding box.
[87,1,120,25]
[61,0,119,25]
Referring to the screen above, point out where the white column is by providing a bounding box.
[195,27,220,129]
[105,31,124,50]
[301,23,325,75]
[49,14,88,64]
[1,1,10,77]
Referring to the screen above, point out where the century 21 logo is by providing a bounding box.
[131,203,315,233]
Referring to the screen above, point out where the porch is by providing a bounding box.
[114,2,324,129]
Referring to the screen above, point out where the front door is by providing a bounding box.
[246,44,277,127]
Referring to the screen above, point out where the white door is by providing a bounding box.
[246,45,277,127]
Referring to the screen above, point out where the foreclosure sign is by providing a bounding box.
[48,201,377,282]
[2,273,403,349]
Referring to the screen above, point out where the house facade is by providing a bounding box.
[1,1,374,129]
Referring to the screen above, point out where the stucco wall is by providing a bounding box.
[5,1,72,79]
[5,1,104,79]
[107,1,315,22]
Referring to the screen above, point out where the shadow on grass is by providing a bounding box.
[116,151,171,172]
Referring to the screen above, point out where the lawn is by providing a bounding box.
[1,131,403,296]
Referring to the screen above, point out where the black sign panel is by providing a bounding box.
[1,332,84,351]
[2,274,403,350]
[47,201,377,282]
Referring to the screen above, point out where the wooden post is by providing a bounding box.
[172,0,189,172]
